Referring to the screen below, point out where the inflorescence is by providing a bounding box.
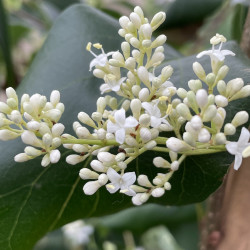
[1,6,250,205]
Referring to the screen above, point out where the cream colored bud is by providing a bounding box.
[127,21,136,33]
[145,140,157,149]
[166,137,192,152]
[217,65,229,80]
[140,127,152,142]
[56,103,65,113]
[134,6,144,19]
[119,16,130,29]
[78,112,96,128]
[130,37,140,48]
[106,133,115,140]
[141,23,152,39]
[121,100,130,111]
[214,132,226,145]
[130,12,141,28]
[226,78,244,97]
[52,123,65,137]
[109,59,123,67]
[193,62,206,81]
[151,35,167,48]
[230,85,250,101]
[92,112,102,122]
[97,97,106,113]
[0,102,11,114]
[96,128,106,140]
[0,130,19,141]
[171,161,179,171]
[50,90,60,106]
[132,49,140,59]
[118,29,126,37]
[72,144,88,153]
[150,11,166,31]
[188,80,202,92]
[177,88,187,99]
[130,99,141,118]
[159,123,173,132]
[161,66,173,82]
[224,123,236,135]
[242,146,250,158]
[21,131,42,147]
[109,97,117,110]
[7,98,17,109]
[6,87,17,101]
[153,157,170,168]
[97,152,115,163]
[232,111,249,127]
[73,121,81,131]
[196,89,208,108]
[217,80,226,95]
[198,128,211,143]
[139,88,150,102]
[139,114,150,126]
[187,91,199,113]
[125,136,138,147]
[183,132,196,146]
[9,110,22,124]
[176,103,192,120]
[44,109,62,122]
[93,69,105,79]
[190,115,202,130]
[121,42,130,59]
[50,149,61,164]
[52,137,61,148]
[152,188,165,197]
[39,123,50,135]
[206,73,215,87]
[76,127,90,139]
[153,177,164,186]
[150,128,159,139]
[90,160,106,172]
[215,95,228,107]
[112,51,124,63]
[80,168,99,180]
[138,175,153,187]
[14,153,30,162]
[115,152,126,162]
[98,173,108,185]
[164,182,172,190]
[132,85,141,97]
[203,105,217,122]
[142,39,152,48]
[43,133,52,147]
[125,57,136,70]
[149,52,164,66]
[137,66,150,86]
[65,154,83,165]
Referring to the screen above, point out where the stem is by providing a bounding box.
[61,138,119,146]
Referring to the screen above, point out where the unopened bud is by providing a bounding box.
[224,123,236,135]
[232,111,249,127]
[150,11,166,31]
[153,157,170,168]
[217,80,226,95]
[198,128,211,143]
[78,112,96,128]
[166,137,192,152]
[97,152,115,163]
[121,42,130,59]
[176,103,192,120]
[214,132,226,145]
[138,175,153,187]
[140,127,152,142]
[139,88,150,101]
[171,161,179,171]
[203,105,217,122]
[151,35,167,48]
[130,12,141,28]
[80,168,99,180]
[193,62,206,81]
[151,188,165,197]
[196,89,208,108]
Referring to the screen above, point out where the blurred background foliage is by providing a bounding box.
[0,0,249,249]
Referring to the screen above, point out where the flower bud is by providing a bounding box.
[50,149,60,163]
[52,137,61,148]
[141,24,152,39]
[232,111,249,127]
[130,37,140,48]
[93,69,105,78]
[80,168,99,180]
[118,29,126,37]
[161,66,173,82]
[138,175,153,187]
[166,137,192,152]
[203,105,217,122]
[14,153,30,162]
[171,161,179,171]
[215,95,228,107]
[159,123,173,132]
[226,78,244,98]
[190,115,202,130]
[119,16,130,29]
[84,181,101,195]
[97,128,106,140]
[41,154,50,167]
[132,49,140,59]
[196,89,208,108]
[164,182,171,190]
[153,157,170,168]
[206,73,215,87]
[230,85,250,101]
[139,88,149,102]
[43,109,62,122]
[217,65,229,80]
[92,112,102,122]
[6,87,18,101]
[132,85,141,97]
[140,127,152,142]
[224,123,236,135]
[9,110,22,124]
[78,112,96,128]
[0,102,11,114]
[76,127,90,139]
[183,132,196,146]
[52,123,65,137]
[21,131,42,147]
[150,11,166,31]
[0,130,19,141]
[109,97,118,110]
[177,88,187,99]
[134,6,144,19]
[214,132,226,145]
[130,12,141,28]
[130,99,141,118]
[188,80,202,92]
[115,152,126,162]
[217,80,226,95]
[151,188,165,197]
[121,42,130,59]
[98,173,108,185]
[50,90,60,106]
[137,67,150,87]
[7,98,17,109]
[193,62,206,81]
[90,160,106,172]
[149,52,164,67]
[145,140,157,149]
[151,35,167,48]
[132,193,150,206]
[198,128,211,143]
[176,103,192,120]
[125,136,138,147]
[139,114,150,126]
[97,152,115,163]
[187,91,199,113]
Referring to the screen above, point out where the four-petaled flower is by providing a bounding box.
[100,75,126,94]
[107,108,138,144]
[142,101,169,128]
[226,127,250,170]
[197,35,235,62]
[106,167,136,196]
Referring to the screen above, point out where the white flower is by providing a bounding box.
[107,108,138,144]
[197,39,235,62]
[142,101,168,128]
[87,43,116,71]
[106,167,136,196]
[100,76,126,94]
[226,127,250,170]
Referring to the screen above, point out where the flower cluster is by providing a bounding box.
[1,7,250,206]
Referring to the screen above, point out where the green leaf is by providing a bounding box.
[0,3,250,250]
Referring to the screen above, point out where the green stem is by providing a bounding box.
[61,138,119,146]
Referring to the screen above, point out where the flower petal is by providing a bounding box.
[121,172,136,187]
[107,121,120,133]
[151,116,162,128]
[100,84,111,94]
[115,128,125,144]
[238,127,250,146]
[234,153,242,170]
[114,109,126,126]
[142,102,154,115]
[124,116,138,128]
[196,50,211,58]
[107,167,121,183]
[226,142,238,155]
